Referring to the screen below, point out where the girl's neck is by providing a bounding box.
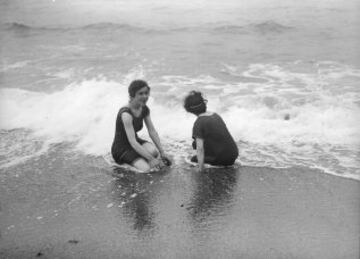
[198,111,213,117]
[128,100,142,110]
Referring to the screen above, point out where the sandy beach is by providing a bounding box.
[0,151,359,259]
[1,2,360,258]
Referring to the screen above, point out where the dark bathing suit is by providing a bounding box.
[192,113,238,166]
[111,106,150,164]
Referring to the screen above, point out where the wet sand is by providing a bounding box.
[0,153,359,259]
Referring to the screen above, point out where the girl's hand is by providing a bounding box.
[149,158,161,169]
[160,154,172,166]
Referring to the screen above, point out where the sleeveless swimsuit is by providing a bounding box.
[111,106,150,164]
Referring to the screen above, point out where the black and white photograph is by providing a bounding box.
[0,0,359,258]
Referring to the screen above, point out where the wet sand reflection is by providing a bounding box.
[187,168,238,230]
[109,169,168,234]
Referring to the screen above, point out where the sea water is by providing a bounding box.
[1,0,359,180]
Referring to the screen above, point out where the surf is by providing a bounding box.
[1,61,359,180]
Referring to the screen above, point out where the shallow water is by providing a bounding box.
[1,1,359,179]
[1,2,359,258]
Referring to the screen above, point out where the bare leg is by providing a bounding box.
[191,155,217,165]
[132,158,151,173]
[142,142,159,158]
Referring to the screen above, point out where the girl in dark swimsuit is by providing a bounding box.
[112,80,170,172]
[184,91,239,172]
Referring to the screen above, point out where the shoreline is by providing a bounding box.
[1,155,359,258]
[239,162,360,182]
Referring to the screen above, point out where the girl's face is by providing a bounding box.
[133,86,150,106]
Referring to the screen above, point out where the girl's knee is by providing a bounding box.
[142,143,159,158]
[132,158,151,172]
[150,148,159,158]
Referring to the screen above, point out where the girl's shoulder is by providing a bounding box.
[119,105,149,119]
[119,106,132,116]
[196,112,217,122]
[195,112,222,126]
[198,111,215,117]
[119,105,130,112]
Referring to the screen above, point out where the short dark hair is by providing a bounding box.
[184,91,207,115]
[128,80,150,97]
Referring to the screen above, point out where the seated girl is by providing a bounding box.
[183,91,238,172]
[111,80,170,173]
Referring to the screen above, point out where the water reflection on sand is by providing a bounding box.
[109,167,239,243]
[187,169,238,231]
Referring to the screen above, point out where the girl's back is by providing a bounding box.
[193,113,238,165]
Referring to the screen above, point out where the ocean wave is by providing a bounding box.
[2,22,32,31]
[212,25,247,34]
[1,22,158,34]
[2,22,65,32]
[2,20,293,35]
[81,22,146,32]
[250,21,293,33]
[213,21,293,34]
[0,63,359,179]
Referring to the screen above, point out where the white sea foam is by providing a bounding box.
[0,63,359,179]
